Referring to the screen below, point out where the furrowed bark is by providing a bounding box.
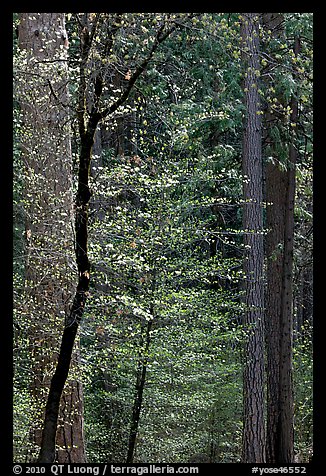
[240,13,266,464]
[263,13,287,463]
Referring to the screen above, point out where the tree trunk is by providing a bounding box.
[38,129,96,463]
[17,13,86,463]
[263,13,298,463]
[127,318,153,463]
[277,81,298,462]
[240,13,266,464]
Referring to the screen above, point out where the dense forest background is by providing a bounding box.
[13,12,313,464]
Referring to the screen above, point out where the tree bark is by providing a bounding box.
[17,13,86,463]
[240,13,266,463]
[263,13,298,463]
[277,79,298,463]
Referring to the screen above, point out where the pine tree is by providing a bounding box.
[240,13,265,463]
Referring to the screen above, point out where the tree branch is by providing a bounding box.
[98,19,179,120]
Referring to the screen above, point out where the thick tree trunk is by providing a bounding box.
[277,85,298,463]
[18,13,86,463]
[263,13,286,463]
[265,158,286,462]
[240,13,266,464]
[263,14,297,463]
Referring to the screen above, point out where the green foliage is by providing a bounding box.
[13,12,313,464]
[293,323,313,462]
[81,116,244,460]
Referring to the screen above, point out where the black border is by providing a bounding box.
[4,4,322,474]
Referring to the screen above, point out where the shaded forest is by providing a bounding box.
[13,12,313,464]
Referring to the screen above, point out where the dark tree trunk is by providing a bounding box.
[277,83,298,463]
[127,318,153,463]
[38,129,96,462]
[240,13,266,464]
[264,13,298,463]
[263,13,286,464]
